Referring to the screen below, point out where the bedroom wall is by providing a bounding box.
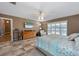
[47,14,79,35]
[68,15,79,35]
[0,13,26,31]
[1,13,79,35]
[0,13,40,32]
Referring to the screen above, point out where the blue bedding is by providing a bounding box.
[36,34,78,56]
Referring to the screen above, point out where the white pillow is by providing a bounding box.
[75,37,79,42]
[68,33,79,41]
[75,37,79,49]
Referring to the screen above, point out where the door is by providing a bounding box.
[4,20,11,34]
[0,19,11,42]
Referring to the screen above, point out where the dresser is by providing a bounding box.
[23,30,36,39]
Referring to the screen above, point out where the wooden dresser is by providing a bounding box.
[23,30,36,39]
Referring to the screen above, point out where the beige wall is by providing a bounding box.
[1,13,79,35]
[13,18,26,30]
[0,13,26,31]
[0,13,40,32]
[68,15,79,35]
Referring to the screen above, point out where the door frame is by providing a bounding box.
[0,17,13,42]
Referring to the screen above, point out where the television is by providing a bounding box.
[24,20,34,28]
[25,24,33,28]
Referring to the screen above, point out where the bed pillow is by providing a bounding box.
[75,37,79,49]
[75,37,79,42]
[68,33,79,41]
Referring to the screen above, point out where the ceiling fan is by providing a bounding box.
[37,10,46,22]
[10,2,16,5]
[33,10,46,22]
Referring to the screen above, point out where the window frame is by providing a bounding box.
[47,21,67,36]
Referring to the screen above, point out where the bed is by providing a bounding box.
[35,34,79,56]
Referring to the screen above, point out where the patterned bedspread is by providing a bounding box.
[36,34,79,56]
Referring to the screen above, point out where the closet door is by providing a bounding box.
[0,19,11,42]
[4,20,11,34]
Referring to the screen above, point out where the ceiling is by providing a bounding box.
[0,2,79,21]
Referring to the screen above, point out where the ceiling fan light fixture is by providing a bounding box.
[37,10,45,22]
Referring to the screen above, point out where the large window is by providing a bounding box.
[48,21,67,36]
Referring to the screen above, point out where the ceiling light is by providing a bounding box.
[37,11,45,22]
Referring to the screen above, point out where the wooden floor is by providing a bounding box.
[0,38,45,56]
[0,33,11,42]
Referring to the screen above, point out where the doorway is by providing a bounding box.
[0,17,13,42]
[4,20,11,34]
